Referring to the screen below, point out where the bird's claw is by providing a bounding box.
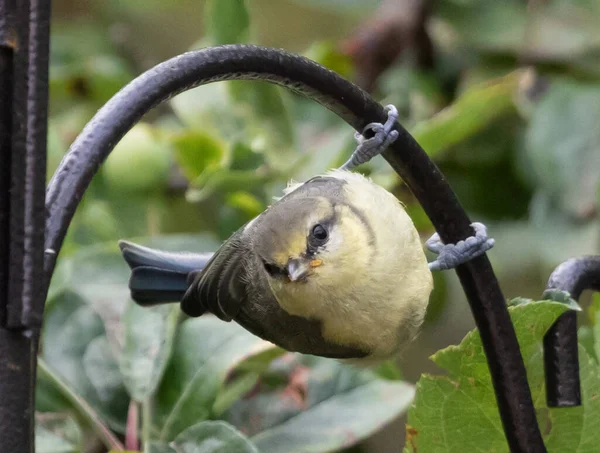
[427,222,495,271]
[340,104,399,171]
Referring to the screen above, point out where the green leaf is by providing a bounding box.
[379,65,446,128]
[173,421,258,453]
[119,303,178,401]
[47,120,66,182]
[55,244,134,351]
[36,425,79,453]
[226,345,287,376]
[170,130,226,182]
[169,72,294,171]
[155,317,278,441]
[229,141,266,172]
[40,291,129,431]
[146,442,176,453]
[169,83,244,135]
[592,301,600,363]
[578,326,597,363]
[57,235,220,349]
[212,373,260,418]
[46,256,72,306]
[187,168,272,203]
[50,23,133,109]
[36,414,82,453]
[225,192,265,219]
[205,0,250,45]
[44,235,221,434]
[373,360,403,381]
[587,292,600,325]
[289,126,354,182]
[545,347,600,451]
[437,1,528,54]
[83,336,127,404]
[303,40,354,79]
[406,301,600,452]
[287,0,381,15]
[37,359,124,451]
[146,443,176,453]
[525,80,600,218]
[214,345,287,416]
[36,374,72,414]
[439,1,600,77]
[79,200,120,242]
[227,355,415,453]
[136,234,223,253]
[423,271,448,324]
[227,81,296,164]
[410,71,519,157]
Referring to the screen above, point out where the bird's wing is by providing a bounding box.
[181,227,252,321]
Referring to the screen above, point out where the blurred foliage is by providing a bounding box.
[41,0,600,451]
[40,236,413,453]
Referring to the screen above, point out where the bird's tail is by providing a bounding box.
[119,240,213,306]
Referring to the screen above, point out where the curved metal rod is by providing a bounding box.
[543,256,600,407]
[546,256,600,299]
[44,44,546,452]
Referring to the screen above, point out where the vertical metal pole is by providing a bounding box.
[0,22,12,329]
[0,0,50,451]
[0,330,37,453]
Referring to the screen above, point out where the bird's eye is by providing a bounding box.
[310,223,329,245]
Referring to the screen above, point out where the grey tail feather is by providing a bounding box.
[119,240,213,306]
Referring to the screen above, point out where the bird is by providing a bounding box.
[119,105,494,362]
[121,169,433,361]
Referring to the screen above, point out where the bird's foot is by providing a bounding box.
[340,104,399,171]
[426,222,495,271]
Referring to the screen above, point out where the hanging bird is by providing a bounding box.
[119,106,493,361]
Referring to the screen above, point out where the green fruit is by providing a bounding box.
[103,123,171,194]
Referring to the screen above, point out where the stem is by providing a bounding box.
[126,400,139,451]
[37,358,125,451]
[142,398,153,453]
[146,199,160,237]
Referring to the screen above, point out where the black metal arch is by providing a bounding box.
[543,256,600,408]
[44,44,546,452]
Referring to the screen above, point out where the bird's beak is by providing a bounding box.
[287,258,311,282]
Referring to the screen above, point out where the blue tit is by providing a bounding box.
[120,106,494,361]
[121,170,433,361]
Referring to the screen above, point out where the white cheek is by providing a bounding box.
[321,228,342,255]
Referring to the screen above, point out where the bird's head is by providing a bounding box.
[251,195,374,293]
